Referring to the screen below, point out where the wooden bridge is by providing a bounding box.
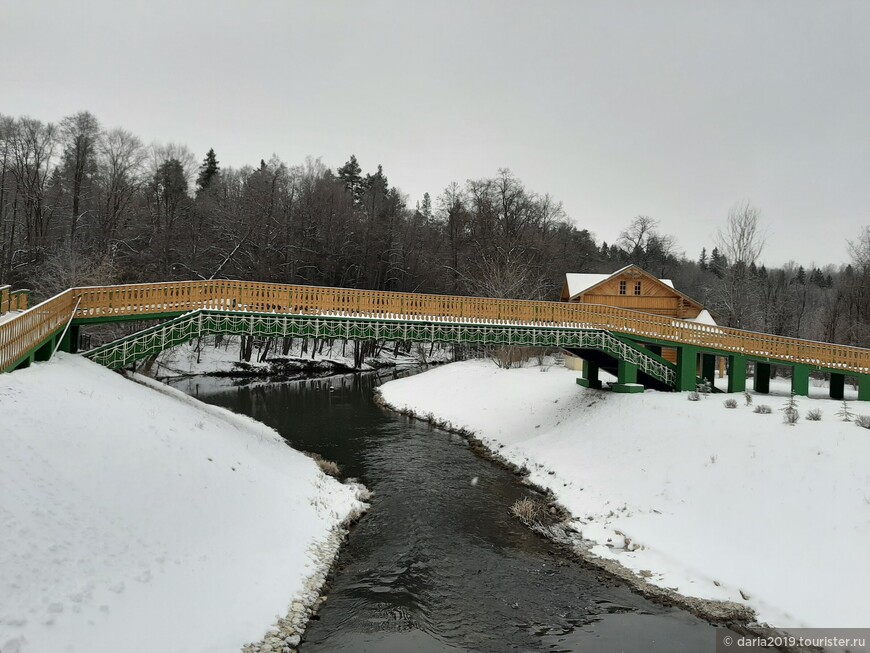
[1,280,868,400]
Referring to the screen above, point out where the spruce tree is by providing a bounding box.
[196,148,219,192]
[698,247,708,270]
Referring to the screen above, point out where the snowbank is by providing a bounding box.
[379,359,870,629]
[0,354,367,653]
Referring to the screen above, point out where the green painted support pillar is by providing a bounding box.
[700,354,716,386]
[34,336,55,362]
[676,345,698,391]
[754,362,771,394]
[791,365,810,397]
[829,373,845,401]
[727,354,746,393]
[858,375,870,402]
[612,360,644,393]
[59,324,80,353]
[576,359,602,389]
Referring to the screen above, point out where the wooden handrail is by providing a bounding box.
[2,279,870,374]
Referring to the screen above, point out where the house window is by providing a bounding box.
[619,281,627,295]
[634,281,642,295]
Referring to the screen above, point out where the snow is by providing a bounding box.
[0,354,367,653]
[380,359,870,629]
[0,310,22,325]
[152,336,452,378]
[686,309,717,326]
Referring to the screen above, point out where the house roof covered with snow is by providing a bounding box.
[563,265,674,300]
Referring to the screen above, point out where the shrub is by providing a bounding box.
[754,404,772,414]
[510,497,547,524]
[744,390,753,406]
[783,408,800,425]
[491,346,525,369]
[687,391,700,401]
[856,415,870,430]
[806,409,823,421]
[723,398,738,409]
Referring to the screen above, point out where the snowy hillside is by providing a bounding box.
[379,359,870,629]
[0,354,367,653]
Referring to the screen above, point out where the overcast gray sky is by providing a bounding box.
[4,0,868,267]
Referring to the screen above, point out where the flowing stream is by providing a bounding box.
[172,368,740,652]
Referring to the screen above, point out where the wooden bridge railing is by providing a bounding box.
[2,279,870,374]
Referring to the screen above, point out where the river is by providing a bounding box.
[172,368,739,652]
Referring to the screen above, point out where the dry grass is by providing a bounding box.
[306,452,342,478]
[806,409,823,421]
[723,398,738,409]
[754,404,772,414]
[510,497,548,524]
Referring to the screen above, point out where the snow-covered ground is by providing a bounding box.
[152,337,451,378]
[0,354,367,653]
[379,359,870,630]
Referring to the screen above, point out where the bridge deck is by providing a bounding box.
[2,280,869,397]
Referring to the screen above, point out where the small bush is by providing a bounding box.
[744,390,753,406]
[510,497,547,524]
[723,398,738,409]
[856,415,870,429]
[783,408,800,425]
[754,404,772,414]
[806,409,823,421]
[687,391,700,401]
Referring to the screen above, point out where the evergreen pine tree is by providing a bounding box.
[337,154,363,205]
[196,148,219,192]
[795,266,806,285]
[698,247,708,270]
[420,192,433,219]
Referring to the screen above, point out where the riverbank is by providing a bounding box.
[149,336,453,380]
[0,354,368,653]
[378,359,870,631]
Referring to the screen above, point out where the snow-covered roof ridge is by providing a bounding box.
[564,264,672,299]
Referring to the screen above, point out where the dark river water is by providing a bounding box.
[172,369,738,653]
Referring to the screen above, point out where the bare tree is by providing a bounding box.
[60,111,101,243]
[710,201,766,328]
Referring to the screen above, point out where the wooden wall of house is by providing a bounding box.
[574,272,701,319]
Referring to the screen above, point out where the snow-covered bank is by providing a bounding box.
[379,359,870,630]
[151,336,452,378]
[0,354,367,653]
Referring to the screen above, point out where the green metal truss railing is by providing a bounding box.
[83,309,677,387]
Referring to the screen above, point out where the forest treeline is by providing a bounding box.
[1,111,869,348]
